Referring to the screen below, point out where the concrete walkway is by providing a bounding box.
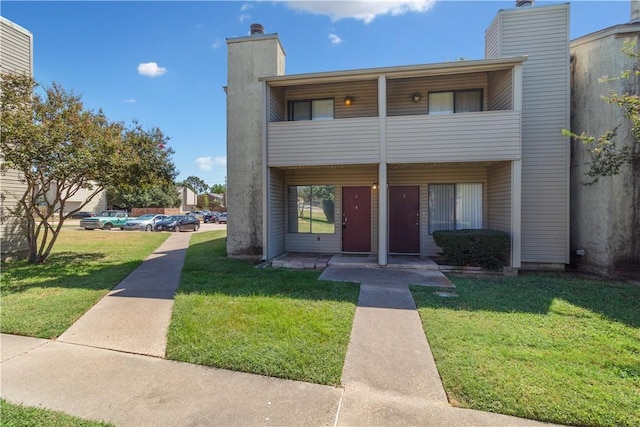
[1,239,556,426]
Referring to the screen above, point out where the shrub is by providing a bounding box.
[433,229,510,269]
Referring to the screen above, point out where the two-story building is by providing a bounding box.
[226,2,570,270]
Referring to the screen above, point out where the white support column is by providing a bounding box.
[378,75,388,266]
[511,160,522,268]
[261,81,269,261]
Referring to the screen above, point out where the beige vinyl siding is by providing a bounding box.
[386,111,521,163]
[0,18,33,74]
[269,87,285,122]
[282,80,378,120]
[267,118,380,167]
[487,162,512,233]
[388,165,488,256]
[1,18,32,258]
[485,15,501,59]
[267,168,286,259]
[282,166,377,254]
[387,73,488,116]
[485,5,570,264]
[487,69,512,110]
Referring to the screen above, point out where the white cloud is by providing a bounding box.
[240,3,252,11]
[239,13,251,23]
[137,62,168,77]
[124,98,136,103]
[212,38,223,49]
[329,33,343,45]
[285,0,437,24]
[196,156,226,171]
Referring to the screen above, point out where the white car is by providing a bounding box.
[123,214,168,232]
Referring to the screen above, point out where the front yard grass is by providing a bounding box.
[1,229,169,338]
[412,274,640,427]
[166,230,360,386]
[0,399,114,427]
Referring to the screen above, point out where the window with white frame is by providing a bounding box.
[428,89,482,115]
[428,183,483,234]
[288,99,334,121]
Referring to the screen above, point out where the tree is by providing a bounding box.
[107,184,181,211]
[563,41,640,183]
[0,73,177,263]
[178,175,209,194]
[210,183,226,194]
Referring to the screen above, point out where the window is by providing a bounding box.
[288,185,335,234]
[428,89,482,115]
[428,183,483,234]
[288,99,334,121]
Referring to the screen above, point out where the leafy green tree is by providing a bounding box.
[0,73,177,263]
[210,183,226,194]
[107,184,181,211]
[563,41,640,183]
[178,175,209,194]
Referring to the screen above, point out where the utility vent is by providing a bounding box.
[250,23,264,36]
[516,0,533,7]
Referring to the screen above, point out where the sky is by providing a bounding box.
[1,0,633,187]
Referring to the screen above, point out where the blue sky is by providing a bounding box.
[1,1,632,187]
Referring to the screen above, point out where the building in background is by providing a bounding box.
[177,186,197,212]
[226,2,571,271]
[569,1,640,275]
[1,16,32,260]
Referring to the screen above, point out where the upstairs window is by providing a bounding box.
[289,99,334,121]
[428,89,482,115]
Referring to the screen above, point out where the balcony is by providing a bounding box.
[266,110,521,167]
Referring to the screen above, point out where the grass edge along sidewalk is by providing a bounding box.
[1,230,170,339]
[166,230,360,386]
[412,274,640,427]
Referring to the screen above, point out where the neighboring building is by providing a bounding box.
[0,17,32,260]
[177,186,197,212]
[569,2,640,274]
[43,182,107,215]
[226,3,570,270]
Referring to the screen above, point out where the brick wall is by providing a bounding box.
[130,207,181,217]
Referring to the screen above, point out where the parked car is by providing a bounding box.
[123,214,168,232]
[216,212,227,224]
[203,212,219,223]
[154,215,200,232]
[70,211,94,219]
[80,210,129,230]
[189,210,206,219]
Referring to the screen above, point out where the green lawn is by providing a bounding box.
[0,399,114,427]
[166,230,360,385]
[412,274,640,427]
[1,229,169,338]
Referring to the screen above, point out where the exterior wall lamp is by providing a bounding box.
[344,95,354,106]
[412,92,421,102]
[372,182,379,190]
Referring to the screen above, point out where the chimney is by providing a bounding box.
[516,0,533,7]
[631,0,640,23]
[250,23,264,36]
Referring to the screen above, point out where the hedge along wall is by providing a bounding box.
[130,208,182,217]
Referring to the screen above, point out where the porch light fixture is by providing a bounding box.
[372,182,379,190]
[412,92,421,102]
[344,95,353,106]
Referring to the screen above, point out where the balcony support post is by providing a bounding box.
[378,75,388,266]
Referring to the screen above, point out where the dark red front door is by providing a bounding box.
[389,186,420,254]
[342,187,371,252]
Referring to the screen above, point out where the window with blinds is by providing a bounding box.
[428,183,483,234]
